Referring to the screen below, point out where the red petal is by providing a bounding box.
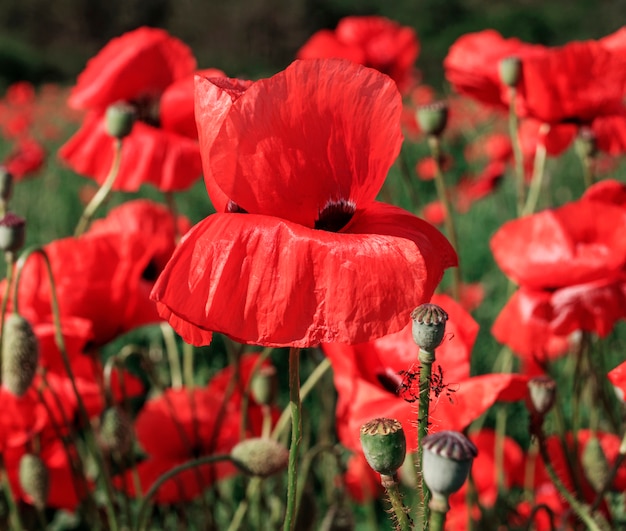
[59,111,202,192]
[205,59,403,227]
[153,203,455,347]
[69,27,196,110]
[297,30,365,64]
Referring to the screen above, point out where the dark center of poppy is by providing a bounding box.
[226,200,248,214]
[376,367,403,396]
[142,259,159,282]
[129,95,161,127]
[314,199,356,232]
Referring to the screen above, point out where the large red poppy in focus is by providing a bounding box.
[297,16,419,93]
[152,59,456,348]
[58,27,225,192]
[491,192,626,365]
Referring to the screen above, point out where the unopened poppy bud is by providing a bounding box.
[250,365,278,406]
[0,212,25,253]
[106,102,136,139]
[499,56,522,87]
[231,437,289,478]
[526,376,556,418]
[422,430,477,497]
[411,303,448,352]
[576,127,597,159]
[99,407,133,455]
[2,313,39,396]
[582,436,610,493]
[416,102,448,137]
[0,167,13,203]
[19,453,49,509]
[360,418,406,476]
[319,503,354,531]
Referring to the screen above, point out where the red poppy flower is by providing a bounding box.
[608,360,626,402]
[421,200,446,226]
[322,294,528,453]
[491,198,626,364]
[444,30,543,111]
[454,161,506,213]
[115,355,268,503]
[3,137,45,178]
[152,59,456,347]
[517,39,626,125]
[59,27,224,192]
[297,16,419,92]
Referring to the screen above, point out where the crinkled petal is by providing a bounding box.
[206,59,403,227]
[152,203,455,347]
[69,27,196,110]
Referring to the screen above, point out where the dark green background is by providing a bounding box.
[1,0,625,91]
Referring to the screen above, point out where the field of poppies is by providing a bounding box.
[0,15,626,531]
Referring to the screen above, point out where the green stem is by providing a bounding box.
[590,431,626,512]
[0,251,14,380]
[521,124,549,216]
[428,135,461,301]
[508,86,526,217]
[74,138,123,237]
[135,454,232,531]
[381,474,412,531]
[417,347,435,524]
[0,456,25,531]
[283,346,302,531]
[182,341,195,388]
[13,247,119,530]
[161,323,182,389]
[581,154,594,189]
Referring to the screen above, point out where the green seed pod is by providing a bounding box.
[99,407,133,455]
[360,418,406,476]
[2,313,39,396]
[422,431,477,497]
[105,102,136,139]
[582,436,610,493]
[416,102,448,137]
[411,303,448,352]
[499,56,522,88]
[19,453,49,510]
[526,375,556,418]
[0,213,25,253]
[231,437,289,478]
[250,365,278,406]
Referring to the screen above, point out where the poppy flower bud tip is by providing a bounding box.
[231,437,289,478]
[98,407,133,455]
[416,102,448,137]
[411,303,448,351]
[526,375,556,419]
[19,454,49,510]
[250,365,278,406]
[360,418,406,476]
[582,436,610,493]
[499,56,522,87]
[0,212,25,253]
[106,102,136,139]
[422,430,477,496]
[2,313,39,397]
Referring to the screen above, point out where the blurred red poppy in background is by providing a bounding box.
[152,59,456,347]
[297,16,419,92]
[59,27,225,192]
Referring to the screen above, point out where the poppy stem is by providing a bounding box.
[161,322,182,389]
[590,431,626,512]
[427,135,461,301]
[134,453,232,531]
[417,347,435,523]
[13,247,120,531]
[522,124,549,216]
[381,473,412,531]
[182,341,195,388]
[283,346,302,531]
[0,250,15,382]
[0,455,25,531]
[74,138,123,237]
[428,492,449,531]
[507,87,526,217]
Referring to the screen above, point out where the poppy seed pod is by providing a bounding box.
[250,365,278,406]
[576,127,598,159]
[2,313,39,396]
[105,102,136,139]
[19,453,49,509]
[0,167,13,203]
[421,431,477,497]
[582,436,610,493]
[498,56,522,88]
[416,102,448,137]
[526,375,556,418]
[0,212,25,253]
[99,407,133,455]
[411,303,448,352]
[359,418,406,476]
[231,437,289,478]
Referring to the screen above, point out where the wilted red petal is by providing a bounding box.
[205,59,403,228]
[68,27,196,110]
[153,202,454,347]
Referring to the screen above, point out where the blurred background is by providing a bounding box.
[1,0,624,91]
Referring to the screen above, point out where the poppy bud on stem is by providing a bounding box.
[360,418,411,531]
[411,304,448,524]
